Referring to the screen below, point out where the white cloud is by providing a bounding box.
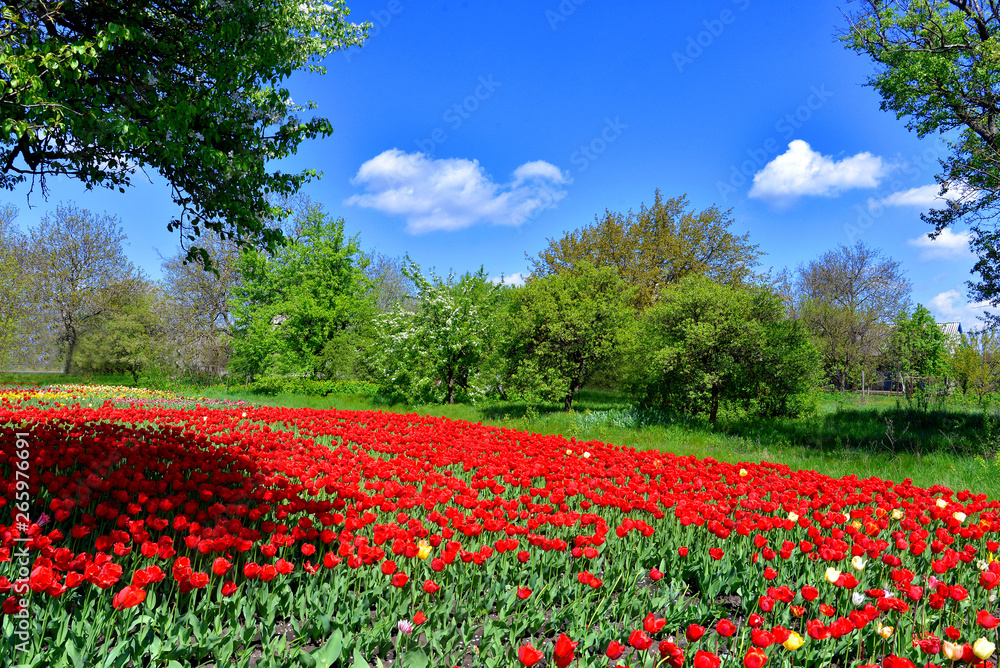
[869,182,973,210]
[928,289,993,327]
[345,149,570,233]
[490,272,527,287]
[749,140,886,201]
[907,228,974,261]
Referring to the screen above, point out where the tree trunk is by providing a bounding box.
[62,335,77,375]
[447,374,455,405]
[709,384,720,425]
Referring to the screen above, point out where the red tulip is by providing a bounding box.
[517,644,544,667]
[716,619,737,637]
[686,623,706,642]
[629,629,654,650]
[743,647,768,668]
[112,585,146,610]
[553,633,577,668]
[606,640,625,660]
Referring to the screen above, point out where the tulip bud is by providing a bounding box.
[851,556,865,571]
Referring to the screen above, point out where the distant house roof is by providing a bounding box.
[938,322,963,337]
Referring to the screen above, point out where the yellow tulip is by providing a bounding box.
[417,540,432,560]
[974,638,996,660]
[783,631,804,651]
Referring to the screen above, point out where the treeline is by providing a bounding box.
[1,192,996,421]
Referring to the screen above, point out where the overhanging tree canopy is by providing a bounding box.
[0,0,367,264]
[843,1,1000,318]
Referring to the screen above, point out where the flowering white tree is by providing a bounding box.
[369,264,503,404]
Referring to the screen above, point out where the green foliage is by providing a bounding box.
[842,2,1000,314]
[628,275,820,424]
[795,241,911,391]
[949,328,1000,403]
[887,303,949,390]
[25,202,141,373]
[246,376,378,398]
[0,1,367,265]
[367,265,503,405]
[74,281,168,384]
[501,263,636,410]
[0,204,26,369]
[529,190,762,309]
[229,204,372,379]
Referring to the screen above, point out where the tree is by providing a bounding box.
[502,263,636,411]
[363,252,418,313]
[1,1,367,265]
[842,2,1000,318]
[0,204,27,368]
[627,275,819,424]
[229,203,371,379]
[26,202,140,373]
[949,328,1000,403]
[795,241,911,390]
[886,303,949,393]
[368,265,503,405]
[529,190,763,309]
[161,232,243,381]
[74,279,167,384]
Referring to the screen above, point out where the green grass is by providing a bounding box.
[8,372,1000,499]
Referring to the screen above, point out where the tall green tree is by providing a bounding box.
[229,203,371,379]
[628,275,819,424]
[74,279,167,384]
[949,328,1000,403]
[503,263,636,410]
[1,0,367,265]
[529,190,762,309]
[843,2,1000,317]
[368,265,503,405]
[887,303,949,393]
[27,202,140,373]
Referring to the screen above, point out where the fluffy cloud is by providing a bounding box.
[928,289,993,327]
[749,140,886,202]
[907,228,974,261]
[869,183,973,210]
[490,272,527,287]
[345,149,570,233]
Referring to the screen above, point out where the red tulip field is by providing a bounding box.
[2,386,1000,667]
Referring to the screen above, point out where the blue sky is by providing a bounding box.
[5,0,992,327]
